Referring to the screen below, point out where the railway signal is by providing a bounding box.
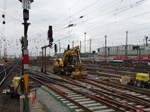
[41,26,53,73]
[54,44,58,54]
[18,0,34,112]
[2,14,5,18]
[48,25,53,46]
[1,14,6,24]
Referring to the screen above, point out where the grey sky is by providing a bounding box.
[0,0,150,56]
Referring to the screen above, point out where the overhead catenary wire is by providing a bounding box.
[80,5,148,35]
[54,0,147,36]
[54,0,101,25]
[54,1,150,53]
[1,0,150,54]
[53,0,148,43]
[54,0,145,30]
[83,0,147,27]
[53,0,118,31]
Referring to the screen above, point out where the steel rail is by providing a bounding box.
[85,63,150,74]
[0,64,18,88]
[29,70,150,112]
[31,72,146,112]
[88,78,150,97]
[57,83,145,112]
[56,76,149,112]
[30,75,93,112]
[82,79,150,107]
[31,74,125,112]
[0,63,15,75]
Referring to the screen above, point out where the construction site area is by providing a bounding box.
[0,0,150,112]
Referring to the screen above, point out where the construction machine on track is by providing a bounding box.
[53,46,86,78]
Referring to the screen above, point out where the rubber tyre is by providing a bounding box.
[53,67,61,74]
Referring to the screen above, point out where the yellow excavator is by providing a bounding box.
[53,46,86,78]
[2,57,8,62]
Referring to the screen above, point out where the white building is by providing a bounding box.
[97,44,150,56]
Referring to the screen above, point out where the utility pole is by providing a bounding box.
[44,47,46,73]
[116,46,119,56]
[105,35,107,62]
[125,31,128,60]
[59,40,61,53]
[36,46,38,57]
[72,40,74,48]
[3,39,6,58]
[89,39,92,53]
[139,47,141,59]
[84,32,87,53]
[80,40,82,52]
[0,40,1,59]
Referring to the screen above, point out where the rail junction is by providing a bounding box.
[0,55,150,112]
[0,0,150,112]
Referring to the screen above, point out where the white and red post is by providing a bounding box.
[23,49,29,70]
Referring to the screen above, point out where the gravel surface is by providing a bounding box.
[0,93,20,112]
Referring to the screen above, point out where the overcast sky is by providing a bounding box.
[0,0,150,56]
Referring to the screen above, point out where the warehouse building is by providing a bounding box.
[97,44,150,57]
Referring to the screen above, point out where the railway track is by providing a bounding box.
[29,70,150,112]
[85,64,150,89]
[0,62,18,89]
[85,63,150,74]
[0,61,20,112]
[60,76,150,111]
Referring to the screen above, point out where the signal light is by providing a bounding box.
[2,14,5,18]
[23,9,29,21]
[48,26,53,43]
[54,44,57,53]
[2,21,5,24]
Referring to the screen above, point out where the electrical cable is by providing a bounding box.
[54,0,146,34]
[54,0,117,31]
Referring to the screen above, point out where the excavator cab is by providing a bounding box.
[67,54,77,65]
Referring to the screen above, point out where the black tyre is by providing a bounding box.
[53,67,61,74]
[137,81,142,87]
